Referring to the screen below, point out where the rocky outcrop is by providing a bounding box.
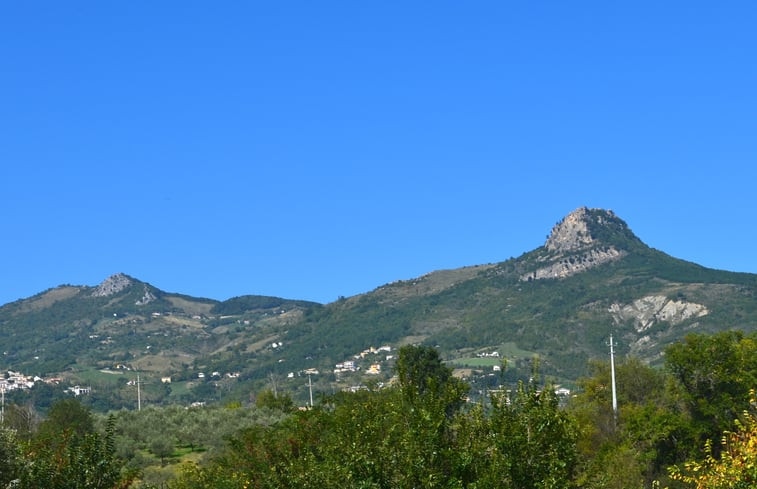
[545,207,597,252]
[136,286,157,305]
[520,207,627,281]
[609,295,708,332]
[521,247,625,281]
[91,273,132,297]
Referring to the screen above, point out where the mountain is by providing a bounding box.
[0,273,318,405]
[2,207,756,408]
[265,207,757,385]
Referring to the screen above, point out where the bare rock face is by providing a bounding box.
[521,247,625,281]
[92,273,132,297]
[521,207,627,281]
[545,207,596,252]
[136,286,157,305]
[609,295,709,333]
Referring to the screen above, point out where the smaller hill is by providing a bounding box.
[211,295,319,316]
[0,274,318,389]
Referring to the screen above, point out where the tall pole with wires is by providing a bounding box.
[609,334,618,424]
[308,373,314,408]
[137,372,142,411]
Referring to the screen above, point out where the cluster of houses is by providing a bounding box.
[0,370,84,396]
[334,345,393,377]
[281,345,395,382]
[195,371,241,380]
[287,367,319,379]
[113,365,242,384]
[0,370,93,398]
[476,351,501,358]
[0,370,41,392]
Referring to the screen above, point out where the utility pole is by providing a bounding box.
[307,373,314,408]
[608,334,618,424]
[137,373,142,411]
[269,372,278,398]
[1,386,4,425]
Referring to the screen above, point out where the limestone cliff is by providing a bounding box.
[520,207,631,281]
[91,273,133,297]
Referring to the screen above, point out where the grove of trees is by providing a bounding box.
[3,332,757,488]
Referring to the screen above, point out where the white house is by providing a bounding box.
[68,385,91,396]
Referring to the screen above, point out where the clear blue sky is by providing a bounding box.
[2,2,756,306]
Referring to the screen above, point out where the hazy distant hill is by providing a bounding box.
[2,207,756,408]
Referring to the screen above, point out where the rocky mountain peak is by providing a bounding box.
[521,207,633,281]
[91,273,133,297]
[545,207,622,252]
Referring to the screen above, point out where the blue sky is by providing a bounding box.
[1,2,756,306]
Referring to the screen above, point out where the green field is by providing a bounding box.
[498,342,538,359]
[166,380,192,398]
[451,342,538,368]
[68,367,135,385]
[450,357,501,367]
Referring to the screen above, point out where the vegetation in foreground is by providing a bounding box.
[3,331,757,488]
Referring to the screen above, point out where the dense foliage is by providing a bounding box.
[666,331,757,452]
[169,345,577,489]
[0,399,134,488]
[4,333,757,488]
[669,391,757,488]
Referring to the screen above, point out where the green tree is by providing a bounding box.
[0,427,23,487]
[396,345,454,399]
[254,388,295,412]
[570,357,693,488]
[391,346,470,487]
[37,398,95,441]
[150,436,175,466]
[2,402,39,439]
[476,380,578,489]
[666,331,757,453]
[172,346,472,488]
[669,391,757,488]
[170,347,579,489]
[18,416,134,489]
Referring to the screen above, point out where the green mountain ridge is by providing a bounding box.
[2,207,756,409]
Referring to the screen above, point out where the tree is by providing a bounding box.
[477,380,578,489]
[569,357,694,487]
[395,345,454,399]
[0,427,23,487]
[150,436,175,466]
[254,388,294,412]
[37,398,95,441]
[669,391,757,488]
[2,402,39,439]
[18,416,134,489]
[170,347,580,488]
[666,331,757,453]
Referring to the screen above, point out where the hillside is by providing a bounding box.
[0,274,319,408]
[2,207,756,408]
[258,207,757,388]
